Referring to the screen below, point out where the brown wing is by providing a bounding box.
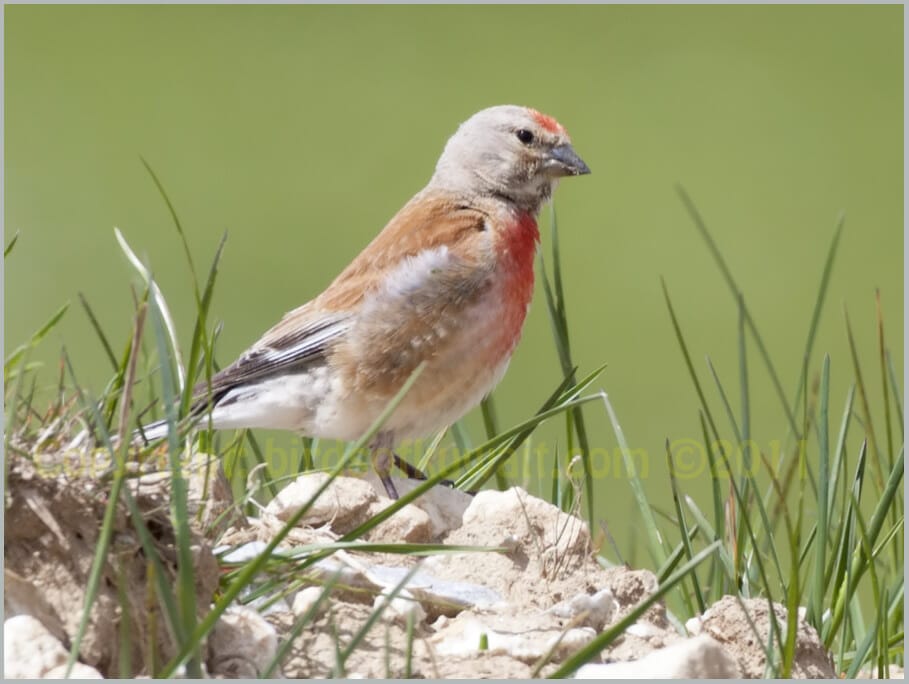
[319,192,502,394]
[188,307,350,412]
[193,190,497,407]
[314,190,496,312]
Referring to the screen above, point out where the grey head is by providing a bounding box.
[429,105,590,215]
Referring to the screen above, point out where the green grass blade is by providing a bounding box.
[660,278,727,459]
[147,287,202,676]
[539,206,595,525]
[810,355,831,627]
[4,230,20,257]
[601,391,665,567]
[826,446,903,643]
[4,302,69,376]
[827,384,855,518]
[456,365,603,491]
[705,357,743,443]
[844,562,884,678]
[449,420,472,458]
[479,396,508,490]
[698,411,726,598]
[675,185,799,437]
[789,212,845,431]
[655,523,700,583]
[77,292,119,372]
[666,439,705,613]
[885,351,903,438]
[140,157,201,287]
[181,230,228,416]
[874,291,895,472]
[844,306,884,492]
[115,227,186,390]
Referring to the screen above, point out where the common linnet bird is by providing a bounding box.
[140,105,590,498]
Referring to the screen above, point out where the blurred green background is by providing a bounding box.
[5,5,903,561]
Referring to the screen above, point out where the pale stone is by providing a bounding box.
[208,606,278,677]
[265,473,376,531]
[44,663,104,678]
[365,500,433,543]
[547,588,617,630]
[4,614,70,678]
[292,586,329,618]
[573,635,740,679]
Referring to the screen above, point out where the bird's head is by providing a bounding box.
[430,105,590,214]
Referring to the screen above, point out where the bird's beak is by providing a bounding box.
[544,143,591,177]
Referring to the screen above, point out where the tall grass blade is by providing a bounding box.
[874,290,895,472]
[78,292,119,372]
[479,396,508,489]
[4,230,20,257]
[147,287,202,676]
[666,439,705,613]
[810,355,831,626]
[181,230,228,416]
[789,212,845,431]
[601,391,665,567]
[539,206,595,524]
[140,157,200,288]
[675,185,799,436]
[844,306,884,493]
[827,385,855,518]
[885,351,903,438]
[4,302,69,377]
[115,228,186,391]
[827,446,903,643]
[456,365,603,491]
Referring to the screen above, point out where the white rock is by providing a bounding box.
[365,564,504,616]
[365,500,432,542]
[548,588,617,630]
[433,614,596,663]
[461,487,588,558]
[685,616,702,635]
[215,539,271,563]
[265,473,376,528]
[573,635,740,678]
[375,588,426,626]
[362,470,473,539]
[498,534,521,551]
[208,606,278,677]
[292,586,329,618]
[626,621,663,638]
[4,615,73,678]
[44,663,104,678]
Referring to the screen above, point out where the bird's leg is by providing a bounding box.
[391,452,462,489]
[370,431,399,499]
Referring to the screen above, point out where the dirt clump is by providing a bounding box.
[691,594,835,678]
[6,462,849,679]
[4,455,220,677]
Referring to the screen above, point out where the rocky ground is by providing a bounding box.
[2,453,872,678]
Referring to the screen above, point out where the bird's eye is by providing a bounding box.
[515,129,534,145]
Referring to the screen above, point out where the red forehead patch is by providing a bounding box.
[530,109,565,134]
